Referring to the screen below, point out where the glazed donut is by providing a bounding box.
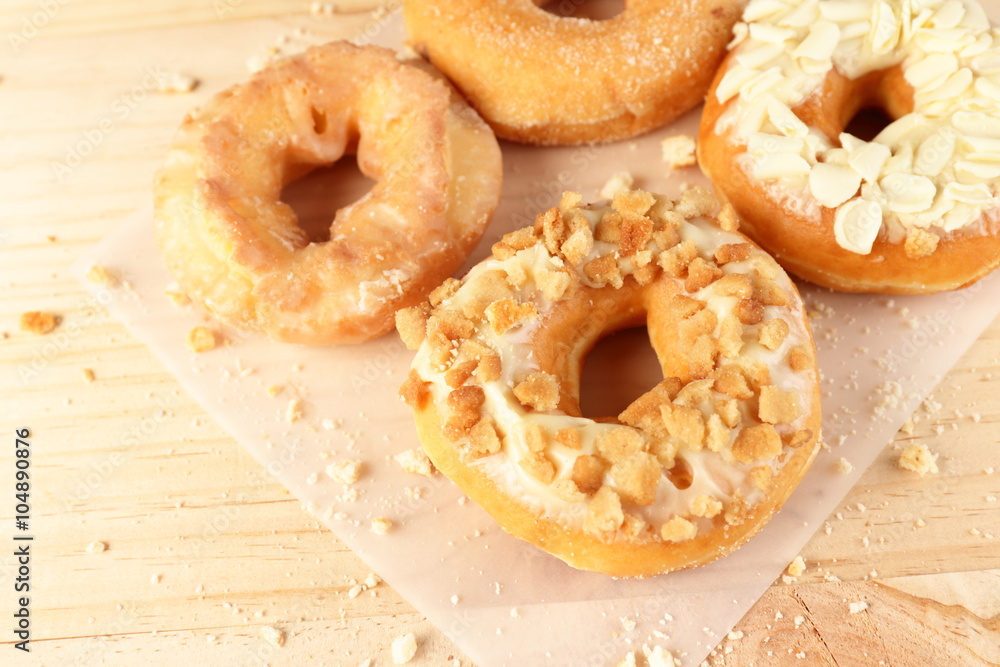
[403,0,744,145]
[699,0,1000,294]
[154,42,502,344]
[397,188,822,577]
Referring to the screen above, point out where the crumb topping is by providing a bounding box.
[404,190,818,544]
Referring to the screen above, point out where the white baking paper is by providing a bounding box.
[73,7,1000,666]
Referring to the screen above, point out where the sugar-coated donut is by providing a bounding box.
[397,189,822,577]
[403,0,744,146]
[699,0,1000,294]
[154,42,502,344]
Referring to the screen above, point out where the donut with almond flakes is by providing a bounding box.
[699,0,1000,294]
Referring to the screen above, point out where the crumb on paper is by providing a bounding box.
[285,398,304,423]
[186,326,220,352]
[661,135,697,169]
[85,541,106,553]
[150,574,161,584]
[899,419,915,435]
[898,444,938,476]
[82,368,96,383]
[266,384,284,398]
[364,572,381,588]
[848,601,868,614]
[872,380,902,416]
[787,555,806,577]
[260,625,285,648]
[620,616,636,632]
[600,171,634,200]
[394,448,435,477]
[156,71,199,93]
[618,652,637,667]
[642,644,681,667]
[20,311,59,335]
[165,285,191,307]
[391,632,417,664]
[86,264,118,287]
[326,459,362,485]
[835,457,853,474]
[348,585,363,599]
[370,518,392,535]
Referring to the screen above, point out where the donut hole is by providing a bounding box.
[842,106,895,143]
[279,156,376,244]
[539,0,625,20]
[579,326,662,420]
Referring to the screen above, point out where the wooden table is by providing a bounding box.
[1,2,997,664]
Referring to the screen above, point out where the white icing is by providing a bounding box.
[412,202,819,540]
[720,0,1000,253]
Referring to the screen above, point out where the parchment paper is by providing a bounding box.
[73,7,1000,666]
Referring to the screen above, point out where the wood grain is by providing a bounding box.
[0,1,997,665]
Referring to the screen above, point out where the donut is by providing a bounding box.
[698,0,1000,294]
[403,0,745,145]
[396,188,822,577]
[154,42,502,344]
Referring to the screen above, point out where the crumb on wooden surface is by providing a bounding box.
[898,444,938,476]
[86,264,118,287]
[20,311,59,335]
[260,625,285,647]
[787,555,806,577]
[391,632,417,664]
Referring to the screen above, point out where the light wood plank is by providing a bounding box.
[1,1,998,665]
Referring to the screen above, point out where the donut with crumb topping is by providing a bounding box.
[154,42,502,344]
[403,0,744,145]
[397,188,822,577]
